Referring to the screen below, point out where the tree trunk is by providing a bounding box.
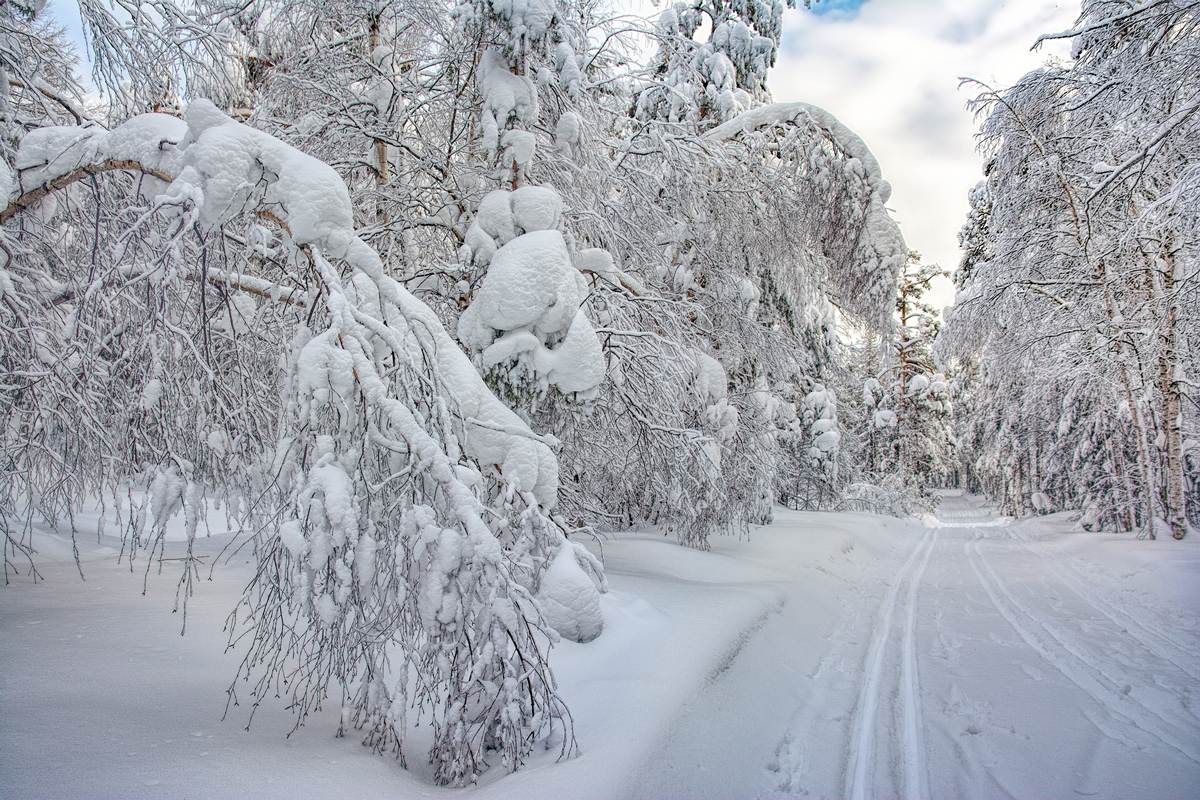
[368,14,390,222]
[1151,243,1187,538]
[1101,259,1158,537]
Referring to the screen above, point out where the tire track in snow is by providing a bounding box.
[965,531,1200,765]
[844,524,936,800]
[1000,524,1200,682]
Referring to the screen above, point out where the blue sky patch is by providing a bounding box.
[808,0,868,18]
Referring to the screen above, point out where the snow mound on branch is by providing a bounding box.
[16,114,187,192]
[479,49,538,161]
[802,384,839,473]
[556,110,582,154]
[461,185,560,267]
[0,160,12,204]
[539,310,606,393]
[458,187,606,399]
[510,184,560,232]
[555,43,582,100]
[462,230,579,337]
[692,351,737,467]
[873,409,898,429]
[693,351,727,405]
[536,540,606,643]
[489,0,556,42]
[574,247,645,295]
[500,129,536,170]
[908,373,930,394]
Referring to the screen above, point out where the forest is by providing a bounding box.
[0,0,1196,790]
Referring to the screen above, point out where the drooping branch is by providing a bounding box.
[1,159,175,224]
[1032,0,1172,48]
[6,78,91,124]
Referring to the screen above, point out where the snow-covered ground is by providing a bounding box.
[3,496,1198,799]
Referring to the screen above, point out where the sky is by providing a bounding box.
[771,0,1079,308]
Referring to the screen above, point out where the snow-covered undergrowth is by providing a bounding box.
[4,500,1196,799]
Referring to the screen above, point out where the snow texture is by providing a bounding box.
[478,48,538,162]
[458,186,607,398]
[6,497,1196,798]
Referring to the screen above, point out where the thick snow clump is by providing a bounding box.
[458,186,607,398]
[535,540,608,643]
[479,48,538,161]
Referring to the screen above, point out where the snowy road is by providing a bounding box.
[649,494,1200,799]
[2,499,1198,799]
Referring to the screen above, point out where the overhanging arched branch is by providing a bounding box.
[2,158,309,307]
[1,159,175,224]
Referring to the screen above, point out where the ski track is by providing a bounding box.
[725,495,1194,797]
[901,526,936,800]
[845,522,936,800]
[1000,523,1200,681]
[965,530,1200,766]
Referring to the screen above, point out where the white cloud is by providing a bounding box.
[770,0,1079,309]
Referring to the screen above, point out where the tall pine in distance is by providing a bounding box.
[850,252,953,514]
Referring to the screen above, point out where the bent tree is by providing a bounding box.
[1,0,905,785]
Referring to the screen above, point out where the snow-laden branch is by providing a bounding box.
[6,77,92,124]
[1088,93,1200,202]
[704,102,906,331]
[705,102,891,203]
[1032,0,1173,48]
[5,103,559,502]
[1,159,174,223]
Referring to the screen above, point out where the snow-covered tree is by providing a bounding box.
[1,0,910,784]
[889,253,954,486]
[635,0,797,125]
[939,0,1199,535]
[835,253,953,515]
